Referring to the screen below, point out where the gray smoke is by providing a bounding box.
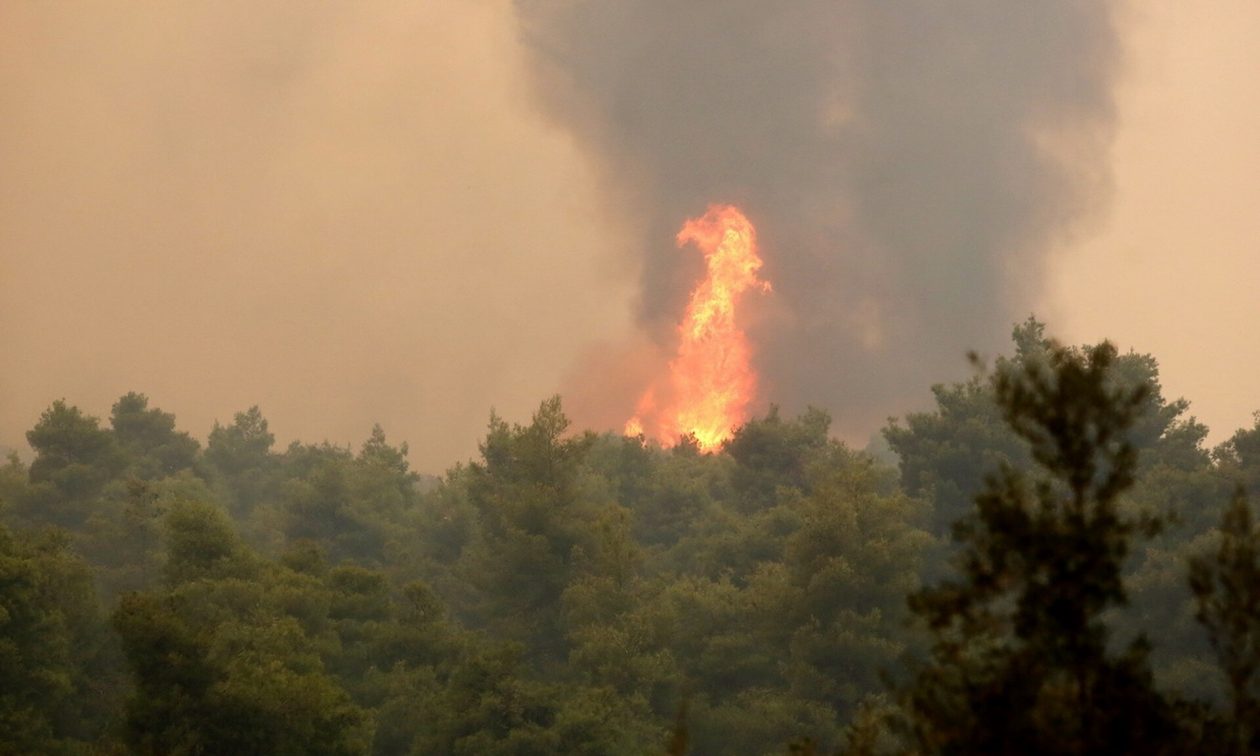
[517,1,1121,437]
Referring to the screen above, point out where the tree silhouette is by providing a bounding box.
[1189,489,1260,754]
[904,341,1181,754]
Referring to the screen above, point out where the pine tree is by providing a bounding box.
[904,341,1182,754]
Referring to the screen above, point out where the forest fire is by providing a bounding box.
[625,204,770,450]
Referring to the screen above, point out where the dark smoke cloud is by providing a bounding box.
[518,1,1121,438]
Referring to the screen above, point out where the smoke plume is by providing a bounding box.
[518,1,1122,438]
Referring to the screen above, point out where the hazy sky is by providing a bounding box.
[1045,0,1260,445]
[0,1,637,469]
[2,1,1257,470]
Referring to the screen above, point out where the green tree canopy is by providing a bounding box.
[110,392,199,479]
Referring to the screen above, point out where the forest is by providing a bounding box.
[3,319,1259,755]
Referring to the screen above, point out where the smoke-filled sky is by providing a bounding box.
[2,1,1258,471]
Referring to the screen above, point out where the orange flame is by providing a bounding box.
[625,204,770,451]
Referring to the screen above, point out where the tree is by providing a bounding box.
[904,340,1181,754]
[110,392,199,479]
[113,590,370,756]
[205,406,277,515]
[113,500,371,754]
[206,406,275,471]
[0,522,123,752]
[782,455,933,720]
[457,397,597,658]
[1189,490,1260,754]
[22,400,125,525]
[886,318,1208,538]
[162,498,256,585]
[884,320,1043,536]
[1215,413,1260,499]
[723,405,833,512]
[278,446,388,566]
[0,453,31,524]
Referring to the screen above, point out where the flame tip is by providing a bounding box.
[625,204,769,451]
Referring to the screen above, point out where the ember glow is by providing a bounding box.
[625,205,770,450]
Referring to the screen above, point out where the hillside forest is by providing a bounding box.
[3,319,1260,755]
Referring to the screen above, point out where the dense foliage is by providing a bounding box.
[2,321,1259,754]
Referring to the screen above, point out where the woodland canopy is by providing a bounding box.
[2,320,1259,754]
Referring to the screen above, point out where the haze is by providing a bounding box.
[1,1,636,469]
[2,0,1257,471]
